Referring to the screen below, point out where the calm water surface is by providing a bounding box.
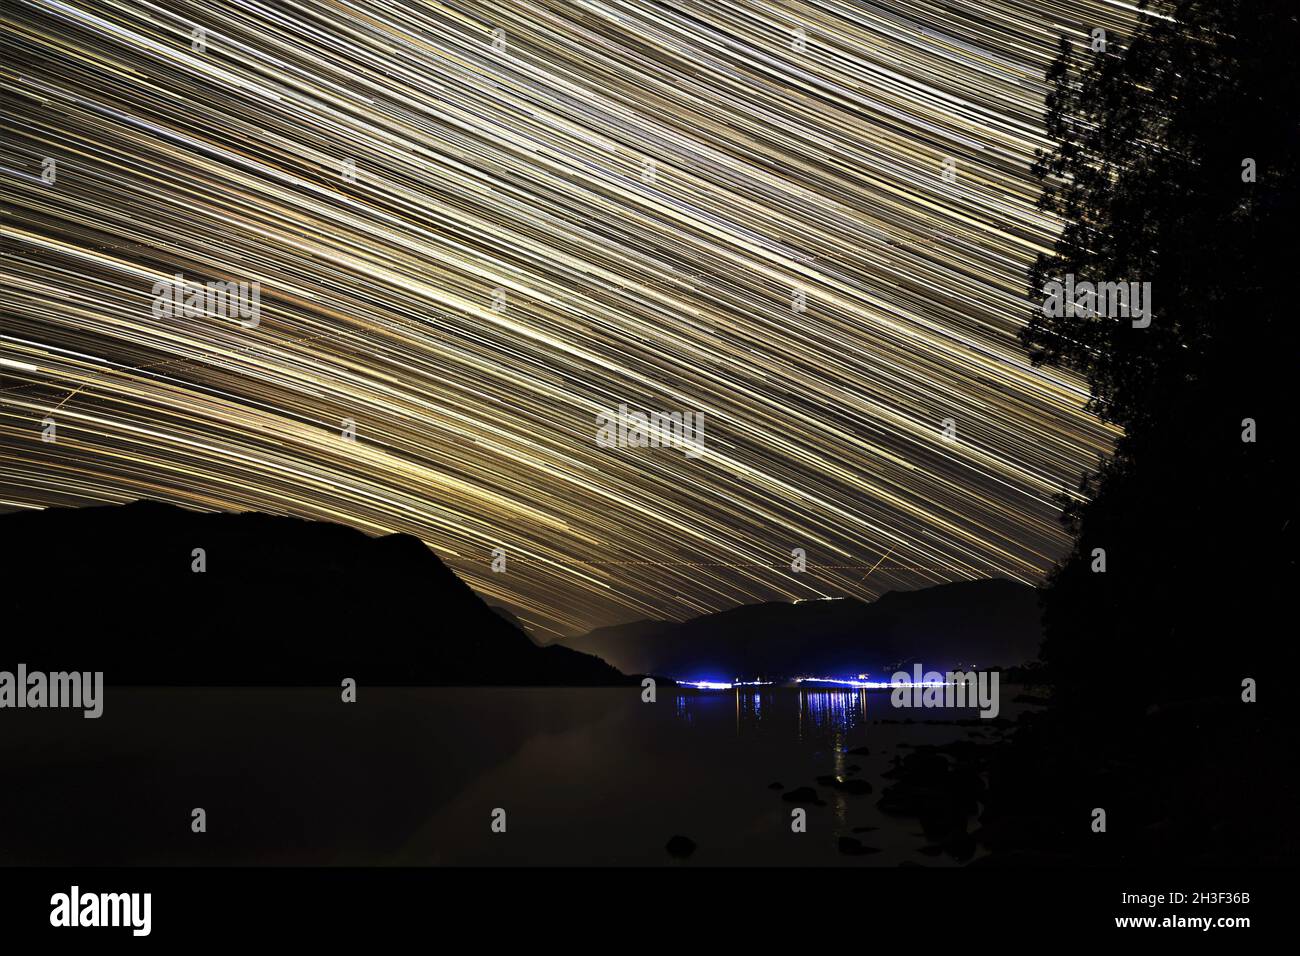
[0,687,1024,865]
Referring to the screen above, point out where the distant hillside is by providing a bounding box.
[0,501,625,686]
[558,579,1042,680]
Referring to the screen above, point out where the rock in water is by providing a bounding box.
[838,837,881,856]
[665,835,697,859]
[781,786,823,805]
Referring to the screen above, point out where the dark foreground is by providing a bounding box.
[0,686,1020,866]
[1,684,1286,869]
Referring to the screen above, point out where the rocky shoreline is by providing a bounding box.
[709,688,1291,867]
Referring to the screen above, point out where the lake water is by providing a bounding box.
[0,687,1025,866]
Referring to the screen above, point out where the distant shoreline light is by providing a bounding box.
[674,676,955,691]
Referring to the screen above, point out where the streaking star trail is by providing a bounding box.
[1,0,1129,636]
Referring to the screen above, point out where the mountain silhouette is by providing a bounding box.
[557,579,1042,679]
[0,501,625,686]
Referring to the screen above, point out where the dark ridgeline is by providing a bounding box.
[1024,0,1296,715]
[0,500,626,686]
[560,579,1043,679]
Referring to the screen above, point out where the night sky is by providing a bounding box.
[1,0,1131,636]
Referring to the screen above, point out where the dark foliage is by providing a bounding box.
[1024,1,1297,713]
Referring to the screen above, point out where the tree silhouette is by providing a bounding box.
[1024,1,1297,713]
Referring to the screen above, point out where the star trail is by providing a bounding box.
[1,0,1130,636]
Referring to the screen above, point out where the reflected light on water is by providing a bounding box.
[673,688,873,741]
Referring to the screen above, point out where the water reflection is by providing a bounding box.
[674,688,872,740]
[0,687,1007,866]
